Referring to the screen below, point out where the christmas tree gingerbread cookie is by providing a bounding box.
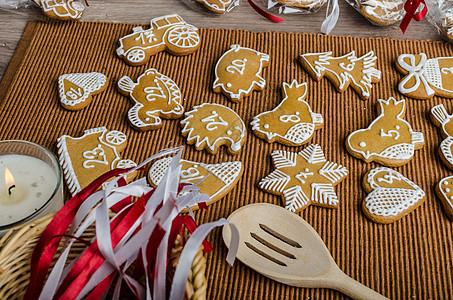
[346,97,424,167]
[362,167,425,224]
[251,80,323,146]
[299,51,381,100]
[148,157,243,210]
[36,0,85,21]
[57,127,137,195]
[116,14,201,66]
[181,103,246,155]
[213,45,269,102]
[259,144,348,213]
[435,176,453,220]
[118,69,184,131]
[431,104,453,170]
[58,72,108,111]
[396,53,453,100]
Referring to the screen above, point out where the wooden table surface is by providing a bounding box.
[0,0,443,80]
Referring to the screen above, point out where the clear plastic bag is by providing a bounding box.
[345,0,405,26]
[0,0,86,21]
[182,0,240,14]
[261,0,328,14]
[425,0,453,43]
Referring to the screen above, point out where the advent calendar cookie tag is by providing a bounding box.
[213,45,269,102]
[346,97,424,167]
[118,68,184,131]
[57,127,137,195]
[259,144,348,213]
[430,104,453,170]
[148,157,243,210]
[299,51,381,100]
[251,80,323,146]
[37,0,85,21]
[362,167,425,224]
[181,103,246,155]
[396,53,453,99]
[58,72,108,111]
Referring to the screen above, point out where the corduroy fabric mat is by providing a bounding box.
[0,20,452,299]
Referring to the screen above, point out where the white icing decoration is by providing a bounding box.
[347,97,424,166]
[440,137,453,170]
[180,103,246,154]
[82,144,108,168]
[250,81,323,146]
[431,104,453,170]
[226,59,247,75]
[300,51,381,98]
[446,188,451,193]
[41,0,85,19]
[362,0,404,23]
[380,128,400,140]
[364,167,425,219]
[196,0,234,13]
[213,44,269,101]
[360,142,366,147]
[118,68,184,130]
[201,110,229,131]
[58,72,107,108]
[259,145,348,213]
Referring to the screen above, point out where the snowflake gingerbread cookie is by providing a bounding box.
[57,127,137,195]
[148,157,243,210]
[251,80,323,146]
[116,14,200,66]
[431,104,453,170]
[259,144,348,213]
[181,103,246,155]
[362,167,425,224]
[58,72,108,111]
[346,97,424,167]
[435,176,453,220]
[213,45,269,102]
[118,69,184,131]
[36,0,85,21]
[299,51,381,100]
[396,53,453,100]
[196,0,234,13]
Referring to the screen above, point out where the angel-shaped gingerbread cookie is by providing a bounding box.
[118,69,184,131]
[346,97,424,167]
[251,80,323,146]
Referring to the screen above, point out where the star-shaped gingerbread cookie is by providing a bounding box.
[259,144,348,213]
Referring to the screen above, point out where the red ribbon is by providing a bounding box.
[399,0,427,34]
[247,0,285,23]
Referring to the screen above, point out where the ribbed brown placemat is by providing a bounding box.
[1,20,452,299]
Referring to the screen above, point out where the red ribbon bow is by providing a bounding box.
[400,0,427,34]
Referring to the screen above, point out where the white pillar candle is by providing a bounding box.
[0,154,63,231]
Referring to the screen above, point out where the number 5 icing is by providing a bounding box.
[346,97,424,167]
[396,53,453,100]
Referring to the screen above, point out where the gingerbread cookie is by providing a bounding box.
[251,80,323,146]
[196,0,233,13]
[435,176,453,220]
[396,53,453,100]
[57,127,137,195]
[275,0,327,9]
[213,45,269,102]
[116,14,200,66]
[431,104,453,170]
[346,97,424,167]
[362,167,425,224]
[180,103,246,155]
[148,157,243,210]
[58,72,108,111]
[299,51,381,100]
[37,0,85,21]
[446,10,453,41]
[359,0,404,26]
[259,144,348,213]
[118,69,184,131]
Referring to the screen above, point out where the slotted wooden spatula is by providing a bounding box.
[222,203,388,300]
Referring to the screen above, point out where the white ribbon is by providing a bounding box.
[398,53,436,96]
[321,0,339,34]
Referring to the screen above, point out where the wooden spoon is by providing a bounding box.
[222,203,388,300]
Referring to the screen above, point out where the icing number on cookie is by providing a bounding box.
[82,144,108,168]
[66,87,83,100]
[201,111,229,131]
[226,59,247,75]
[380,126,400,140]
[279,112,300,123]
[180,165,204,184]
[376,172,400,184]
[143,81,165,101]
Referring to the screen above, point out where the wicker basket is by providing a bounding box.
[0,213,207,300]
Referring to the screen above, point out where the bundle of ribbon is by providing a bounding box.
[23,147,239,300]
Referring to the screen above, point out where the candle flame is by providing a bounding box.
[5,168,15,187]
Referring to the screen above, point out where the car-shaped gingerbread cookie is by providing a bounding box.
[116,14,201,66]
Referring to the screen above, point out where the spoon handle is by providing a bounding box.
[331,270,389,300]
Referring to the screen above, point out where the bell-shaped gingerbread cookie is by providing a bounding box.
[346,97,424,167]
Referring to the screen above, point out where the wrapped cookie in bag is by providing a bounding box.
[425,0,453,43]
[182,0,240,14]
[345,0,405,26]
[0,0,87,21]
